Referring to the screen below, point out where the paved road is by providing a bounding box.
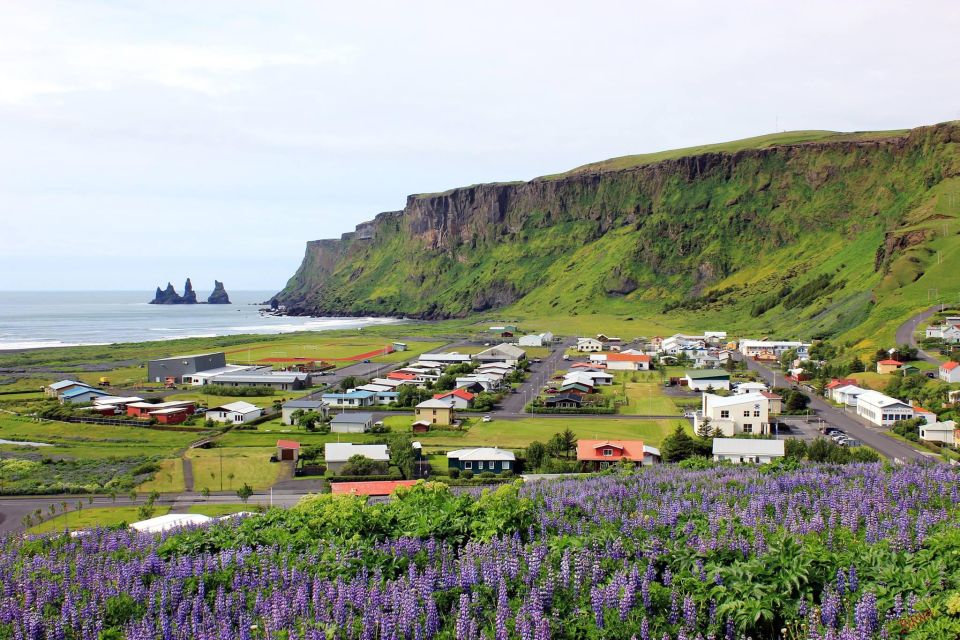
[736,355,929,462]
[497,338,573,413]
[895,306,943,365]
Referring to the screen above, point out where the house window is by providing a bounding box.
[720,410,729,419]
[603,448,613,456]
[478,461,484,470]
[754,411,761,417]
[743,424,752,433]
[464,461,472,470]
[503,461,510,470]
[743,410,750,417]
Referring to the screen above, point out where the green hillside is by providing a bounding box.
[275,121,960,352]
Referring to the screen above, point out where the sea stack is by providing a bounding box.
[150,283,183,304]
[181,278,198,304]
[207,280,231,304]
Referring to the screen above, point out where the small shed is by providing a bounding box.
[277,439,300,462]
[412,420,432,433]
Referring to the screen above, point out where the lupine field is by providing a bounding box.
[2,463,960,639]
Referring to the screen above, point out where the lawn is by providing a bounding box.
[27,506,171,534]
[169,389,289,410]
[216,419,383,449]
[849,371,892,391]
[188,447,283,491]
[222,337,446,367]
[137,458,186,493]
[187,503,257,517]
[603,372,681,415]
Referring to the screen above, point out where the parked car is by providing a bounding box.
[562,354,570,361]
[482,415,492,422]
[362,359,371,363]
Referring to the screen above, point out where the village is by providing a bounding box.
[12,309,957,522]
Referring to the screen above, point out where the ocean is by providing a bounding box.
[0,291,403,350]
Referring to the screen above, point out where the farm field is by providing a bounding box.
[27,506,172,534]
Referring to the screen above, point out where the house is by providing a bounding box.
[704,331,728,340]
[331,480,418,496]
[330,413,374,433]
[735,382,769,395]
[876,359,904,375]
[45,380,89,398]
[204,370,309,391]
[919,420,957,445]
[432,388,475,409]
[573,361,607,370]
[518,332,553,347]
[321,390,375,408]
[926,323,960,343]
[660,334,707,355]
[374,391,400,405]
[693,353,722,369]
[184,364,260,386]
[412,420,432,434]
[761,391,783,415]
[564,370,613,386]
[59,386,109,404]
[420,353,473,365]
[281,400,328,426]
[855,390,914,427]
[833,385,866,407]
[147,352,227,384]
[415,399,455,426]
[476,344,526,363]
[387,371,417,382]
[206,401,262,424]
[447,447,515,474]
[712,438,785,464]
[683,370,731,391]
[488,325,517,334]
[576,338,603,353]
[591,353,652,371]
[576,439,646,470]
[392,342,408,352]
[324,443,389,473]
[455,375,498,392]
[825,378,858,402]
[544,393,583,409]
[738,340,810,360]
[89,396,145,415]
[642,445,662,465]
[940,361,960,383]
[694,392,770,436]
[276,440,300,462]
[559,382,594,395]
[148,407,192,425]
[126,400,196,418]
[912,406,937,424]
[596,334,621,344]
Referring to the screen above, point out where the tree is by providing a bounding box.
[661,424,709,463]
[473,392,496,412]
[548,429,576,459]
[695,416,712,438]
[297,410,323,432]
[526,441,548,470]
[340,454,388,476]
[434,374,456,392]
[236,483,254,504]
[848,356,865,373]
[272,399,283,413]
[784,438,808,460]
[200,487,211,500]
[386,435,417,479]
[226,472,235,489]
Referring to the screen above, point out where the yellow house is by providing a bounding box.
[415,399,455,426]
[876,359,904,375]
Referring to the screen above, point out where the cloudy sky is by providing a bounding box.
[1,1,958,292]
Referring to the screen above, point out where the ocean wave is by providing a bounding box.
[0,339,111,350]
[228,317,403,333]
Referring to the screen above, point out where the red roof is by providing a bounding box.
[877,359,903,366]
[942,361,959,371]
[330,480,418,496]
[914,406,935,415]
[433,388,475,401]
[576,439,645,462]
[826,378,856,389]
[276,440,300,449]
[388,372,416,380]
[760,391,782,400]
[572,362,606,369]
[605,353,652,362]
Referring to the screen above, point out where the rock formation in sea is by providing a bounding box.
[181,278,198,304]
[150,283,183,304]
[207,280,231,304]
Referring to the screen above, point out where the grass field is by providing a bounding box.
[169,389,288,410]
[27,506,172,534]
[0,414,198,459]
[188,447,283,491]
[137,458,186,492]
[187,503,257,516]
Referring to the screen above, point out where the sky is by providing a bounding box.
[1,1,959,292]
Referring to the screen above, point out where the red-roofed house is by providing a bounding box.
[432,388,475,409]
[940,360,960,384]
[387,371,417,381]
[760,391,783,414]
[572,361,606,370]
[876,359,904,375]
[330,480,418,496]
[576,439,649,471]
[912,406,937,425]
[276,439,300,462]
[601,353,652,371]
[825,378,857,402]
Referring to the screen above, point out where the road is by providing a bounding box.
[497,338,574,413]
[895,306,943,365]
[736,355,929,462]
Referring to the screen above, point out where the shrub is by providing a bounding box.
[448,468,460,479]
[461,470,474,480]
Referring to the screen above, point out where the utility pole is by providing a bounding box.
[219,448,223,492]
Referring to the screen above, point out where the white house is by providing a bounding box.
[695,392,771,436]
[855,390,915,427]
[589,352,652,370]
[683,370,731,391]
[420,353,473,365]
[324,443,390,474]
[704,331,728,340]
[833,384,866,407]
[207,401,262,424]
[712,438,785,464]
[476,344,526,363]
[576,338,603,353]
[926,323,960,343]
[564,371,613,387]
[281,400,328,426]
[329,413,374,433]
[660,334,706,355]
[322,390,376,408]
[518,332,553,347]
[735,382,769,395]
[738,340,810,360]
[455,375,498,392]
[919,420,957,445]
[939,361,960,383]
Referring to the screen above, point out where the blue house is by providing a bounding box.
[59,386,109,404]
[321,390,375,408]
[447,447,516,474]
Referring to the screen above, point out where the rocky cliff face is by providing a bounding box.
[273,122,960,330]
[207,280,231,304]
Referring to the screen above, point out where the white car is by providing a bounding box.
[482,415,492,422]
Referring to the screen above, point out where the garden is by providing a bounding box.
[2,462,959,638]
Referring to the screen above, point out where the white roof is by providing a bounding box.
[130,513,211,533]
[704,392,769,408]
[92,396,144,405]
[189,365,258,379]
[736,382,767,390]
[740,340,809,348]
[478,344,526,358]
[447,447,515,461]
[856,390,911,409]
[923,420,957,432]
[643,445,661,457]
[416,398,455,409]
[324,443,390,462]
[48,379,81,390]
[712,438,785,456]
[356,384,393,392]
[834,384,866,395]
[211,401,260,414]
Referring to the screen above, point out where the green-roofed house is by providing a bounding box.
[683,370,731,391]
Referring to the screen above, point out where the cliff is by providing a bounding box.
[273,122,960,339]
